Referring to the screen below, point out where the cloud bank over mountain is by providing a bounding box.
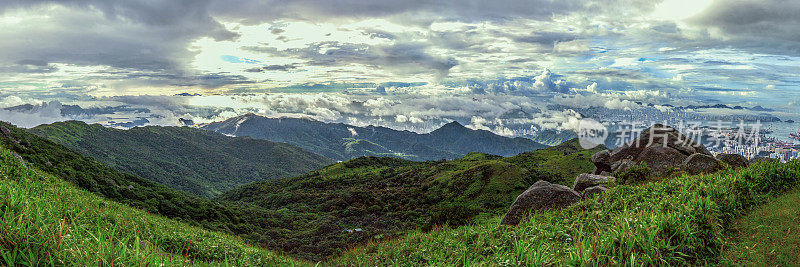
[1,0,799,133]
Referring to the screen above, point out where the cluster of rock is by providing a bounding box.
[591,124,726,176]
[500,174,613,226]
[500,124,764,226]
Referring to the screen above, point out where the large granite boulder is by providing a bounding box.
[635,146,686,175]
[500,180,581,226]
[716,153,748,169]
[573,173,614,192]
[683,153,723,175]
[591,124,714,177]
[591,150,612,174]
[611,159,635,174]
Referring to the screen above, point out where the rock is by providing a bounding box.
[598,124,714,178]
[683,153,723,175]
[500,180,581,226]
[591,150,612,174]
[749,157,780,165]
[592,149,611,163]
[693,143,713,156]
[609,145,645,163]
[572,173,615,192]
[611,159,635,173]
[0,126,10,137]
[635,146,687,175]
[582,185,608,199]
[671,141,697,156]
[716,154,748,169]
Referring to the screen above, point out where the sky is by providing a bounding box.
[0,0,799,134]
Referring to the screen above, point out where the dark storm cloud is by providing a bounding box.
[689,0,800,55]
[76,70,256,89]
[692,86,750,92]
[0,0,237,74]
[570,69,649,81]
[251,41,458,80]
[0,60,59,73]
[244,64,301,72]
[362,29,397,40]
[209,0,583,24]
[494,31,580,49]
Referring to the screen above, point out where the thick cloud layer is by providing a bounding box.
[1,0,799,131]
[689,0,800,54]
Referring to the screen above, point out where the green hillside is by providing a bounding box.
[0,122,337,261]
[0,143,302,266]
[219,138,604,259]
[30,121,334,197]
[329,160,800,266]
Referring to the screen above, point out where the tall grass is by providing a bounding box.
[0,145,306,266]
[330,160,800,266]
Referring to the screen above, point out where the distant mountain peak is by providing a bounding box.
[438,121,467,130]
[240,113,262,119]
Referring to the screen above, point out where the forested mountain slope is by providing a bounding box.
[202,114,546,161]
[30,120,333,197]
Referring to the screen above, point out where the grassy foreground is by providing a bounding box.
[0,145,304,266]
[720,188,800,265]
[329,160,800,265]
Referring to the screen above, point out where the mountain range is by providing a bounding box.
[30,121,334,197]
[202,113,547,161]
